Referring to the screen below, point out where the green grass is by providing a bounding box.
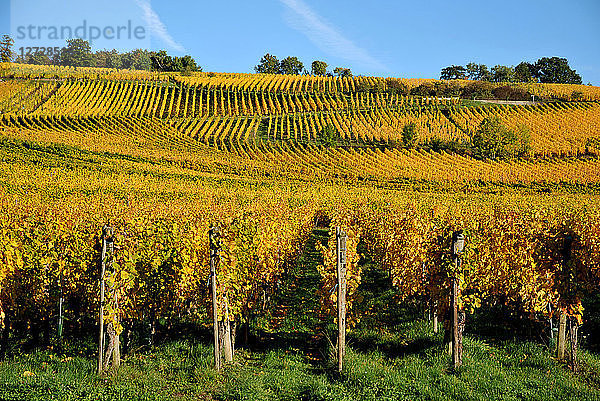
[345,323,600,401]
[1,321,599,401]
[1,233,599,400]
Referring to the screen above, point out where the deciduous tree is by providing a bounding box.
[440,65,466,80]
[514,62,536,83]
[255,53,280,74]
[0,35,14,62]
[333,67,352,78]
[534,57,582,84]
[311,60,327,76]
[491,65,515,83]
[60,39,94,67]
[471,116,530,160]
[279,56,303,75]
[466,63,492,81]
[402,122,418,149]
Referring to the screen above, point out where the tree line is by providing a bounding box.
[254,53,352,77]
[440,58,582,84]
[0,35,200,74]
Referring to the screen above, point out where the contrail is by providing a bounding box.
[279,0,386,71]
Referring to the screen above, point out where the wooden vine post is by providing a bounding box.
[221,300,234,363]
[568,315,579,371]
[57,274,63,341]
[336,227,348,373]
[98,224,114,374]
[557,235,573,361]
[557,313,567,360]
[209,226,222,371]
[451,230,465,370]
[566,233,580,371]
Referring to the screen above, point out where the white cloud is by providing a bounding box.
[135,0,185,52]
[278,0,385,71]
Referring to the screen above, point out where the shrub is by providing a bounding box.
[401,123,418,148]
[471,116,531,160]
[410,82,436,97]
[320,124,338,147]
[461,81,494,99]
[385,78,409,95]
[491,85,529,101]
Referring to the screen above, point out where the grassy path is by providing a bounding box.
[1,229,600,400]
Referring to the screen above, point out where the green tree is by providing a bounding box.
[51,51,62,66]
[506,124,531,157]
[466,62,478,79]
[95,49,123,69]
[410,82,436,96]
[479,66,493,81]
[402,122,418,148]
[255,53,280,74]
[320,124,338,146]
[491,65,515,83]
[150,50,172,71]
[179,55,200,74]
[60,38,94,67]
[0,35,14,62]
[466,63,492,81]
[279,56,303,75]
[311,60,327,76]
[534,57,582,84]
[514,62,536,83]
[471,116,530,160]
[440,65,466,80]
[333,67,352,77]
[25,52,51,65]
[122,49,152,70]
[385,78,409,95]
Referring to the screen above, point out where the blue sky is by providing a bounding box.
[1,0,599,84]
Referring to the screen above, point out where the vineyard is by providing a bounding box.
[1,62,600,399]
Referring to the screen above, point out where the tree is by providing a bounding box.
[51,51,62,66]
[514,62,536,83]
[0,35,14,62]
[255,53,280,74]
[410,82,436,96]
[279,56,303,75]
[471,116,530,160]
[466,62,478,79]
[320,124,338,147]
[95,50,123,69]
[311,60,327,76]
[461,81,494,99]
[122,49,152,70]
[402,122,418,148]
[385,78,409,95]
[440,65,467,80]
[491,65,514,83]
[333,67,352,77]
[150,50,172,71]
[478,65,493,81]
[106,50,123,69]
[25,52,51,65]
[465,63,492,81]
[534,57,582,84]
[506,124,531,157]
[60,39,94,67]
[180,55,200,74]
